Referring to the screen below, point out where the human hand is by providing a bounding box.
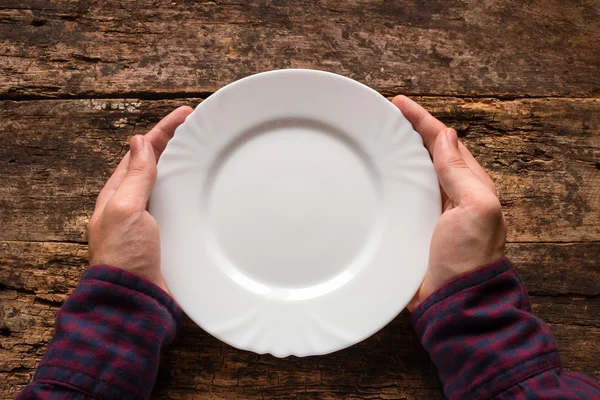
[392,96,507,311]
[88,106,193,293]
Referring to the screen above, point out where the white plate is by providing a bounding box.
[150,69,440,357]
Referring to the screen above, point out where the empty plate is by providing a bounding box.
[149,69,441,357]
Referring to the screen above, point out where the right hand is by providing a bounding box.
[392,96,507,311]
[88,106,193,293]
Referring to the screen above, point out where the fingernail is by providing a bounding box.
[446,129,458,149]
[130,135,143,155]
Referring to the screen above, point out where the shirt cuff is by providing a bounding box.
[28,265,184,400]
[411,257,513,324]
[82,264,184,329]
[410,257,562,400]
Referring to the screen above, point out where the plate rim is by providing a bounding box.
[150,68,440,357]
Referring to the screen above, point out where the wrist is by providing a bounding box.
[407,279,437,312]
[408,257,508,312]
[87,263,171,297]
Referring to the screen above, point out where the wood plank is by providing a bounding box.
[0,98,202,243]
[1,0,599,98]
[0,241,86,303]
[508,242,600,297]
[530,296,600,328]
[414,97,600,243]
[1,241,597,300]
[551,325,600,379]
[1,97,598,243]
[1,240,598,397]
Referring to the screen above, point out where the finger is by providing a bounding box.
[433,129,490,204]
[392,95,446,155]
[94,106,193,216]
[392,95,497,194]
[110,135,157,213]
[458,143,498,195]
[94,151,130,213]
[144,106,193,161]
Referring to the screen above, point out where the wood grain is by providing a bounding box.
[1,97,598,243]
[1,0,599,98]
[3,293,597,399]
[1,0,599,397]
[1,95,599,398]
[1,240,599,397]
[1,241,597,303]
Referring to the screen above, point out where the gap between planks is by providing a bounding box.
[2,239,600,245]
[1,92,599,102]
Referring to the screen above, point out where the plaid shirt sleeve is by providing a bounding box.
[16,265,184,400]
[413,257,600,399]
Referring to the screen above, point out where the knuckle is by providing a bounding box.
[88,215,99,232]
[107,199,137,219]
[436,156,468,176]
[128,164,156,180]
[474,194,503,220]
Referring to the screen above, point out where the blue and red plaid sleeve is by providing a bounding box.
[17,265,183,400]
[413,257,600,399]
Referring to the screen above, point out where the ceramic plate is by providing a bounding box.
[150,69,441,357]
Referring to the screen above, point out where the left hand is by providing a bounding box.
[88,106,193,293]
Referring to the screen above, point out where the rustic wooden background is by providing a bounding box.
[1,1,599,398]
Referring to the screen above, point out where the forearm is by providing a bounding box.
[17,265,183,400]
[413,258,600,399]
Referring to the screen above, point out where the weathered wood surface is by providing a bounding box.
[1,0,599,398]
[1,96,599,398]
[1,97,599,243]
[1,0,600,98]
[1,241,598,398]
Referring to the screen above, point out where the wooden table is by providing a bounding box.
[1,1,599,398]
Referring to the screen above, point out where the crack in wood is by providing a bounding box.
[1,92,599,102]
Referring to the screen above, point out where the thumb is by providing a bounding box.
[433,129,487,204]
[111,135,157,212]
